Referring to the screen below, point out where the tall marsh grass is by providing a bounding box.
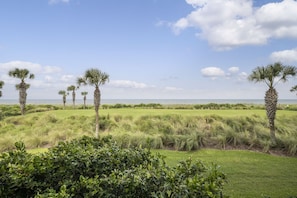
[0,108,296,155]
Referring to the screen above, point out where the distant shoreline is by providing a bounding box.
[0,99,296,105]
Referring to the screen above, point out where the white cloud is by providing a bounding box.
[172,0,297,50]
[109,80,150,89]
[0,61,42,73]
[237,72,248,82]
[270,48,297,63]
[0,61,77,94]
[255,0,297,39]
[228,67,239,74]
[48,0,70,5]
[43,66,62,74]
[201,67,225,79]
[0,61,62,74]
[60,75,75,82]
[164,86,183,91]
[201,66,248,82]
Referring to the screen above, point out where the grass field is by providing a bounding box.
[155,149,297,198]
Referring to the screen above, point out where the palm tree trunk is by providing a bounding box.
[83,96,86,109]
[63,96,66,109]
[94,87,101,138]
[265,87,278,145]
[72,91,75,109]
[19,82,27,115]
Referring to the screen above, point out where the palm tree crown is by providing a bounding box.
[78,68,109,88]
[248,62,296,88]
[8,68,35,83]
[291,85,297,94]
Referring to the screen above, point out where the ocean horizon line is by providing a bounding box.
[0,98,296,105]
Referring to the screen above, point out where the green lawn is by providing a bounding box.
[155,149,297,198]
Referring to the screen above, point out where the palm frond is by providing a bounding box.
[291,85,297,93]
[281,66,297,82]
[67,85,76,91]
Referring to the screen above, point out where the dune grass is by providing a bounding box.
[1,108,297,155]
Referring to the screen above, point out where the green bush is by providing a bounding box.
[0,136,226,198]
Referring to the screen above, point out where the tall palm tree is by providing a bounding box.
[291,85,297,95]
[8,68,35,115]
[58,90,68,109]
[0,81,4,98]
[77,68,109,138]
[248,62,297,144]
[81,91,88,109]
[67,85,78,109]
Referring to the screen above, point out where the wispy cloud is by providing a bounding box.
[201,67,225,79]
[172,0,297,50]
[164,86,183,91]
[0,61,67,87]
[48,0,70,5]
[201,66,247,81]
[0,61,62,75]
[109,80,151,89]
[270,48,297,63]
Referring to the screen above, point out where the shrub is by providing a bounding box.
[0,136,227,197]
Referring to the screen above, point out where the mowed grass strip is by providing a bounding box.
[155,149,297,198]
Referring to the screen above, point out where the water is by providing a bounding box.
[0,99,296,105]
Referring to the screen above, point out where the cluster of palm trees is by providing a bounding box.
[0,63,296,142]
[0,68,109,138]
[58,85,88,110]
[57,68,109,137]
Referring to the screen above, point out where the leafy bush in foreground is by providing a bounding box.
[0,136,226,198]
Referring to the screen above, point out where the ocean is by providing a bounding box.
[0,99,296,105]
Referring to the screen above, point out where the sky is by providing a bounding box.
[1,0,297,100]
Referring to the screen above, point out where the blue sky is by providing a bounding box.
[1,0,297,100]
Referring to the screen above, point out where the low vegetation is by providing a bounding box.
[0,136,226,197]
[0,104,296,156]
[1,104,297,197]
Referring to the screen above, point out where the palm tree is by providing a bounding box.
[67,85,78,109]
[0,81,4,98]
[248,62,297,144]
[291,85,297,95]
[81,91,88,109]
[77,68,109,138]
[8,68,35,115]
[58,90,68,109]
